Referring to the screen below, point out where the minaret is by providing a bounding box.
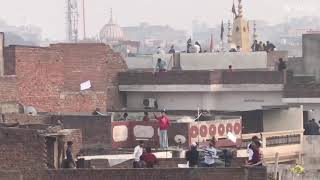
[227,20,232,44]
[238,0,243,17]
[109,8,115,24]
[231,0,250,52]
[253,21,258,41]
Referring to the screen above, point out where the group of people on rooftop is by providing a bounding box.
[185,136,263,168]
[132,135,263,168]
[251,40,276,52]
[133,141,158,168]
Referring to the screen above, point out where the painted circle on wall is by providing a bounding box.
[190,126,199,138]
[218,124,225,136]
[200,125,208,137]
[209,124,216,136]
[234,123,241,135]
[226,123,233,133]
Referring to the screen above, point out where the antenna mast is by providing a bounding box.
[82,0,86,40]
[66,0,79,42]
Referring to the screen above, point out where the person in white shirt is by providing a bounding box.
[133,141,144,168]
[247,136,262,162]
[194,44,200,53]
[156,47,165,55]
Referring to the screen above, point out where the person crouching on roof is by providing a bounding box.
[200,137,223,167]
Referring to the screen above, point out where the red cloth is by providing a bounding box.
[141,153,158,168]
[157,116,170,130]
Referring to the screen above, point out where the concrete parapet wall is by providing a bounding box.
[0,167,267,180]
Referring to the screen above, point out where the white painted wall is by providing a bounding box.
[126,92,204,110]
[125,52,268,70]
[180,52,268,70]
[214,91,284,111]
[125,54,173,70]
[263,106,303,132]
[282,99,320,123]
[126,91,284,111]
[303,104,320,123]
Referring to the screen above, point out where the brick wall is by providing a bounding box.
[61,129,83,156]
[51,115,112,147]
[13,45,65,112]
[0,127,47,170]
[0,76,17,103]
[0,43,127,113]
[0,171,20,180]
[3,47,16,75]
[1,167,267,180]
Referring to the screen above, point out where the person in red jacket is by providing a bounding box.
[154,110,170,149]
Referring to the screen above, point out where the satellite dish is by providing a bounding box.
[24,106,37,116]
[174,135,186,144]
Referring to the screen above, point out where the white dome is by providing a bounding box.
[100,10,125,43]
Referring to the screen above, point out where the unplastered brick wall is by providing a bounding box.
[0,76,17,103]
[0,128,47,170]
[52,115,112,147]
[1,43,127,113]
[13,46,64,112]
[2,167,267,180]
[60,129,83,156]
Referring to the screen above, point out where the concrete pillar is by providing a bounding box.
[172,53,181,71]
[0,32,4,76]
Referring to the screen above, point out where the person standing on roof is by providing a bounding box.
[169,45,175,54]
[66,141,76,168]
[186,142,199,167]
[247,141,263,166]
[133,141,144,168]
[156,47,165,54]
[154,110,170,149]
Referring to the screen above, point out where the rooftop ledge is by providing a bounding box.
[119,70,284,86]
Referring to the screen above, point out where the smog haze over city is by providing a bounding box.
[0,0,319,40]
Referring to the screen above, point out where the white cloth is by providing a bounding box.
[133,145,143,162]
[247,143,254,161]
[204,146,218,165]
[194,45,200,53]
[247,141,263,161]
[157,48,165,55]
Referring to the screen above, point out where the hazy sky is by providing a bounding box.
[0,0,319,40]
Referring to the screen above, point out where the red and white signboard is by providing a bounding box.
[112,121,159,148]
[189,119,242,144]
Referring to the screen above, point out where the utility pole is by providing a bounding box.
[82,0,86,40]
